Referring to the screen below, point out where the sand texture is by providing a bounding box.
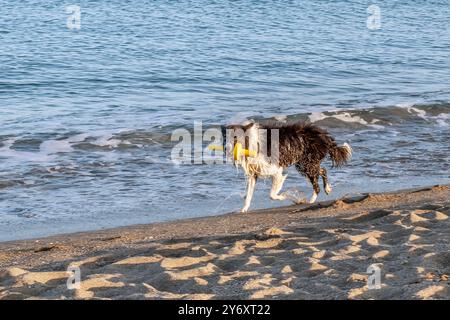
[0,185,449,299]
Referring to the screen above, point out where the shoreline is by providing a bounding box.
[1,184,449,299]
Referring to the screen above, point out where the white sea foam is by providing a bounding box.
[332,112,369,125]
[308,112,327,123]
[229,112,259,125]
[40,130,134,153]
[89,129,135,148]
[0,138,52,162]
[39,133,90,154]
[434,113,450,127]
[308,111,384,129]
[67,133,90,143]
[396,102,415,109]
[405,106,427,119]
[399,104,450,126]
[92,134,123,148]
[273,115,287,122]
[0,129,135,164]
[39,139,73,154]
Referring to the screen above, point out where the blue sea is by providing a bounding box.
[1,0,449,241]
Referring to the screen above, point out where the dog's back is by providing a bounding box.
[260,122,351,168]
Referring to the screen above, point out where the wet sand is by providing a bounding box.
[0,185,449,299]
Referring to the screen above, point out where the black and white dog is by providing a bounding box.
[225,121,352,212]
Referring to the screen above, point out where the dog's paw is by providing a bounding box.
[282,189,306,204]
[325,184,332,195]
[240,207,249,213]
[294,198,308,205]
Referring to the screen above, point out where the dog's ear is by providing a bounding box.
[243,122,254,130]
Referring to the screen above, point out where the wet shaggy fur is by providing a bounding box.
[225,121,352,212]
[263,122,351,198]
[260,122,351,168]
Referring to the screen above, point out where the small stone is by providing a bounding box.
[281,265,293,273]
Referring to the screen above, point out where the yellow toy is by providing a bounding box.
[208,143,257,160]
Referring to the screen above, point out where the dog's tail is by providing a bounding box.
[328,142,352,167]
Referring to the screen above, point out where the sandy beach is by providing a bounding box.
[0,185,449,300]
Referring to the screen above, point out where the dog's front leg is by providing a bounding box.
[241,175,257,213]
[270,172,287,201]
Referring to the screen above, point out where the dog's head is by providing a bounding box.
[223,121,259,164]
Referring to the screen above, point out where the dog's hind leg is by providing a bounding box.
[270,171,287,201]
[302,163,321,204]
[241,175,257,213]
[307,174,320,203]
[320,167,332,195]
